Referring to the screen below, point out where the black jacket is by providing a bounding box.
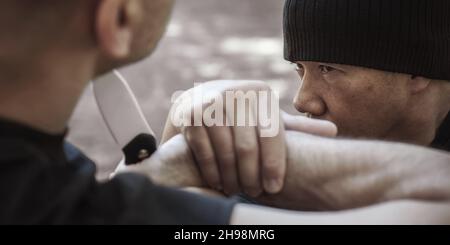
[0,119,235,225]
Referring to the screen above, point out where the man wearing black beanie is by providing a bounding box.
[159,0,450,220]
[284,0,449,150]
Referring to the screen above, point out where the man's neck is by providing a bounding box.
[0,50,96,134]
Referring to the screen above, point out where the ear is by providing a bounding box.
[96,0,133,59]
[409,75,431,94]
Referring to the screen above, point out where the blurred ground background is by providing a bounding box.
[68,0,299,180]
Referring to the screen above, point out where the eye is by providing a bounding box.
[295,64,305,77]
[319,65,336,74]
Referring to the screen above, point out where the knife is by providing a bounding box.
[93,70,157,167]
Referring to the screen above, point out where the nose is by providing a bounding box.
[293,77,327,117]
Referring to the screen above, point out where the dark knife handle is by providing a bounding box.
[122,133,158,165]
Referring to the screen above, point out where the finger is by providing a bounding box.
[282,111,338,137]
[183,126,222,190]
[259,113,286,194]
[207,126,240,195]
[231,102,262,197]
[232,125,262,197]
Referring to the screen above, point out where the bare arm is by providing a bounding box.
[118,133,450,224]
[256,131,450,211]
[120,132,450,211]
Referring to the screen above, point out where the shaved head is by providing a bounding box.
[0,0,93,62]
[0,0,175,75]
[0,0,84,36]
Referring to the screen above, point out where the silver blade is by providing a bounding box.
[93,70,157,165]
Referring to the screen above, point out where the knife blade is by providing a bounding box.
[93,70,157,166]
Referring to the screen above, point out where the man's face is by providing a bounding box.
[292,61,412,140]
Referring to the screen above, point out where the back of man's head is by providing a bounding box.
[0,0,94,64]
[0,0,174,75]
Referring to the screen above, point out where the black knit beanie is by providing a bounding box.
[284,0,450,81]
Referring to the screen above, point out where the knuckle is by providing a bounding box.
[236,144,257,158]
[263,159,283,177]
[196,152,216,165]
[218,152,235,167]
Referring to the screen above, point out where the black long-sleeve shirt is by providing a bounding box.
[0,119,236,225]
[432,113,450,151]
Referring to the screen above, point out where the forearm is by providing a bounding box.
[258,131,450,210]
[118,135,205,188]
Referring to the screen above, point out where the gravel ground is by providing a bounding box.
[68,0,300,180]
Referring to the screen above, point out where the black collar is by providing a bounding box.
[0,118,67,161]
[432,112,450,151]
